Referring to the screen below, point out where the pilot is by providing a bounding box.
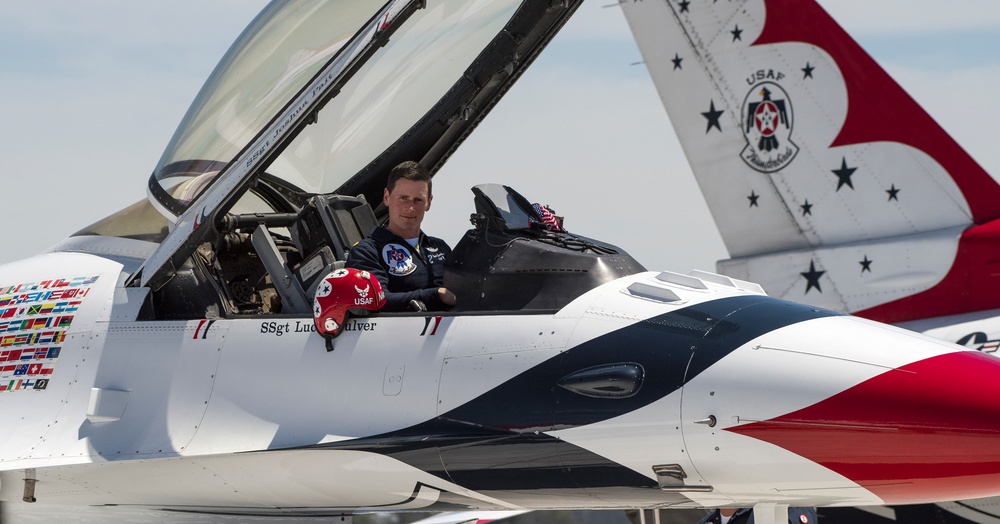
[345,160,456,312]
[698,507,817,524]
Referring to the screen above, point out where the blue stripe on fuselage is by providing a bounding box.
[306,296,838,502]
[439,294,839,431]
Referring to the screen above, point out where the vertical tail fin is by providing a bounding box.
[621,0,1000,323]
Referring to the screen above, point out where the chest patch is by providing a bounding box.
[382,243,417,276]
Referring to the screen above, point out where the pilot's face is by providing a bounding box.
[384,178,432,237]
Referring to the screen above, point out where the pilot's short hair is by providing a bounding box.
[386,161,432,195]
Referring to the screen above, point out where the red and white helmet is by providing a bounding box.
[313,268,386,337]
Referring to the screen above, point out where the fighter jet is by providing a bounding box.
[2,1,1000,523]
[620,0,1000,521]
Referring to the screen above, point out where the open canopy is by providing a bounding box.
[137,0,582,288]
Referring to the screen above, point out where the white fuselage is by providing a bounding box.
[1,238,999,518]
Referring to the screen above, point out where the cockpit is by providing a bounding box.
[71,0,623,321]
[76,181,645,320]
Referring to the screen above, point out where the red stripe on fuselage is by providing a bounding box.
[728,351,1000,504]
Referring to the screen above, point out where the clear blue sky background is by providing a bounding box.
[2,1,999,274]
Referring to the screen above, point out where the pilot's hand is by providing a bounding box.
[438,287,457,306]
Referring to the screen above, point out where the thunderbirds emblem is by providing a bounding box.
[741,82,798,173]
[382,243,416,276]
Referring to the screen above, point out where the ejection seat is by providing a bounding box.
[152,192,379,319]
[254,194,379,314]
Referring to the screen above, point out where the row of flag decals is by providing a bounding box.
[0,275,97,393]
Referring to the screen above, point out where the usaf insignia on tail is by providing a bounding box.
[742,83,797,173]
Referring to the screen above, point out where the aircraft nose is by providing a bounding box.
[730,340,1000,504]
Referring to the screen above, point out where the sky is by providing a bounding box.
[2,1,1000,275]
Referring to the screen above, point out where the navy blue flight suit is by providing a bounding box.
[346,226,451,312]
